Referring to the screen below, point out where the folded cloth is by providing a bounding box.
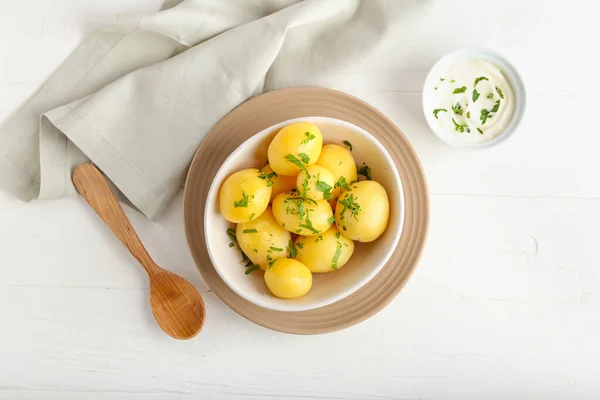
[0,0,505,218]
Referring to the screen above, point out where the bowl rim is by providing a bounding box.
[422,47,527,151]
[203,116,404,312]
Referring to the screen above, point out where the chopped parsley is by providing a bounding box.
[491,99,501,113]
[242,229,258,234]
[327,215,335,225]
[452,118,470,133]
[495,86,504,99]
[270,246,283,252]
[298,153,310,164]
[477,127,484,134]
[233,190,249,208]
[487,93,494,99]
[288,240,297,258]
[315,235,324,243]
[257,169,277,187]
[249,213,255,220]
[338,193,361,221]
[466,111,471,119]
[316,179,333,200]
[451,102,463,116]
[358,164,372,181]
[226,228,237,242]
[334,176,351,191]
[453,86,467,94]
[284,154,309,174]
[480,99,501,125]
[296,242,304,249]
[440,78,446,81]
[300,131,316,145]
[229,243,235,248]
[245,264,260,275]
[332,242,343,270]
[472,88,480,102]
[474,76,489,86]
[342,140,353,151]
[433,108,447,119]
[450,79,456,83]
[335,232,341,239]
[253,249,258,253]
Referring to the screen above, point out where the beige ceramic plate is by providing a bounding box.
[184,87,429,334]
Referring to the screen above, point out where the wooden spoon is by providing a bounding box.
[72,163,205,340]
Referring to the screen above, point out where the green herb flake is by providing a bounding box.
[450,79,456,83]
[335,232,341,239]
[296,242,304,249]
[477,128,484,134]
[245,265,260,275]
[440,78,446,81]
[242,229,258,234]
[327,215,335,225]
[451,102,463,116]
[233,190,249,208]
[338,194,361,221]
[491,99,501,113]
[249,213,256,220]
[487,93,494,99]
[268,260,276,269]
[342,140,353,151]
[357,164,372,181]
[332,242,343,270]
[253,249,258,253]
[474,76,489,86]
[300,131,316,145]
[472,88,480,102]
[452,118,470,133]
[433,108,447,119]
[453,86,467,94]
[228,243,235,248]
[314,235,324,243]
[334,176,351,191]
[343,226,347,231]
[288,240,297,258]
[495,86,504,99]
[284,154,309,174]
[298,153,310,164]
[466,111,471,119]
[270,246,283,252]
[226,228,237,242]
[316,180,333,200]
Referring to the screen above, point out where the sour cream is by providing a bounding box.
[428,59,514,144]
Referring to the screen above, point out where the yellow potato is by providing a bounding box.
[236,207,291,270]
[260,164,297,201]
[335,180,389,242]
[264,259,312,299]
[296,165,335,201]
[316,144,358,202]
[267,122,323,176]
[295,225,354,273]
[272,192,334,236]
[219,168,271,223]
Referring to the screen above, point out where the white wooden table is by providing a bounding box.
[1,1,598,399]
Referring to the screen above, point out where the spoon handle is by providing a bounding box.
[72,163,159,276]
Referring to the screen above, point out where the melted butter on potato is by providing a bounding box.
[316,144,357,201]
[335,181,389,242]
[295,225,354,273]
[267,122,323,176]
[296,165,335,201]
[272,192,333,236]
[260,164,297,202]
[264,258,312,299]
[236,207,290,270]
[219,169,271,223]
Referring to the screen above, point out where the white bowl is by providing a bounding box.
[204,117,404,312]
[422,48,526,150]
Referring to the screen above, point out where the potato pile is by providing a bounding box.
[219,122,390,299]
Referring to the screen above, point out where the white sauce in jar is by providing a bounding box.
[428,59,514,143]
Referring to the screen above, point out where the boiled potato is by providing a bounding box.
[267,122,323,176]
[316,144,358,202]
[236,207,291,270]
[219,168,271,223]
[260,164,297,201]
[264,259,312,299]
[296,165,335,201]
[295,225,354,273]
[272,192,333,236]
[335,181,389,242]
